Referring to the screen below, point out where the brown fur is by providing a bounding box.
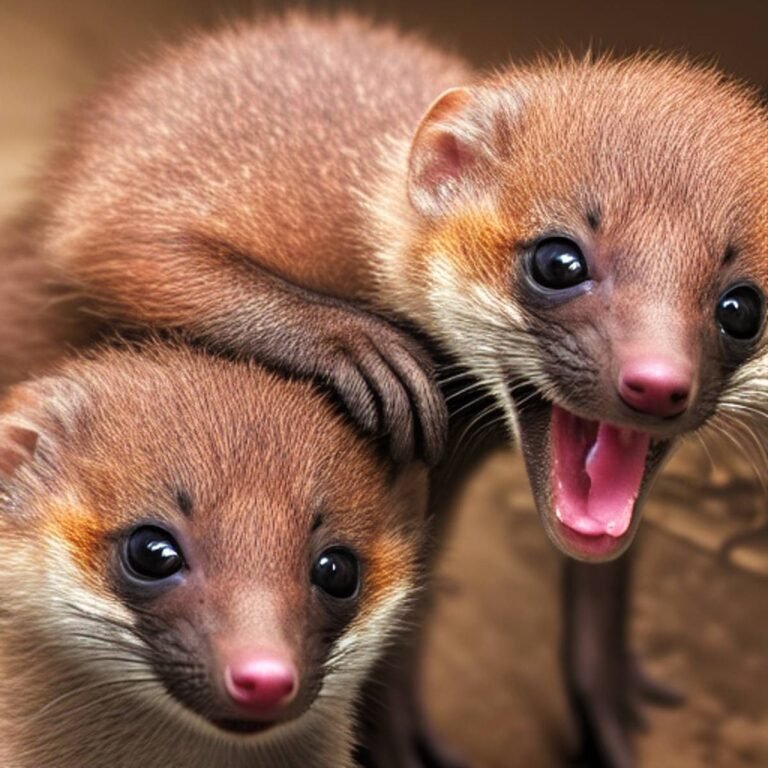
[44,14,468,303]
[0,209,94,391]
[384,55,768,555]
[0,342,427,768]
[7,15,471,464]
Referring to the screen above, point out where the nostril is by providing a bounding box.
[670,389,689,405]
[231,674,258,693]
[624,379,646,395]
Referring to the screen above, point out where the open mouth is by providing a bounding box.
[551,406,649,540]
[511,387,671,561]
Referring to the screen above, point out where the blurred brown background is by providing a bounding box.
[1,1,767,766]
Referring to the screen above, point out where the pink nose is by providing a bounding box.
[617,357,692,418]
[224,656,298,713]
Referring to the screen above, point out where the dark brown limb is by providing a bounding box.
[562,552,684,768]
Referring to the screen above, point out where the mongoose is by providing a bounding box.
[0,342,428,768]
[0,211,93,391]
[8,14,768,767]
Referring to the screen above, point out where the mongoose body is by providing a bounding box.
[0,213,91,391]
[0,343,427,768]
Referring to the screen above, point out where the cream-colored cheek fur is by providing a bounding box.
[322,583,413,697]
[373,213,549,442]
[365,144,553,443]
[712,340,768,454]
[0,529,415,768]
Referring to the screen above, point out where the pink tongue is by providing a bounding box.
[552,406,650,538]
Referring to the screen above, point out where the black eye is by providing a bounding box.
[311,548,359,599]
[530,238,589,289]
[125,526,185,580]
[716,284,764,341]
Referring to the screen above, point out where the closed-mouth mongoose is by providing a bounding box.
[0,341,428,768]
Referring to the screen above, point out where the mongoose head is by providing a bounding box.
[397,55,768,560]
[0,344,426,755]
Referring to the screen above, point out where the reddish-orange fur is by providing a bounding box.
[0,212,94,392]
[43,15,468,306]
[19,17,764,455]
[45,502,110,589]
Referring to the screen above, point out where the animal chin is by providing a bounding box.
[212,718,279,737]
[511,387,671,562]
[162,684,291,741]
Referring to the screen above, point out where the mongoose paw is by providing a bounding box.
[309,310,448,466]
[567,652,684,768]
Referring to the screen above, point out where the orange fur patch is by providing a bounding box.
[362,532,417,609]
[422,208,512,287]
[44,501,110,587]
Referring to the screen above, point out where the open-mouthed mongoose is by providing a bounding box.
[36,15,767,562]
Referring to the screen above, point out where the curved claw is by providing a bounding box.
[340,327,446,466]
[381,342,448,467]
[355,344,417,465]
[323,355,381,436]
[304,308,447,466]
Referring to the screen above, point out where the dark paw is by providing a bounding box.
[316,314,448,466]
[569,656,684,768]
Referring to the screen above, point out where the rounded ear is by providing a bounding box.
[0,380,69,484]
[0,421,39,480]
[407,87,494,217]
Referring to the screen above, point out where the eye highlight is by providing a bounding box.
[529,238,589,290]
[716,284,764,341]
[124,526,185,581]
[311,547,359,599]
